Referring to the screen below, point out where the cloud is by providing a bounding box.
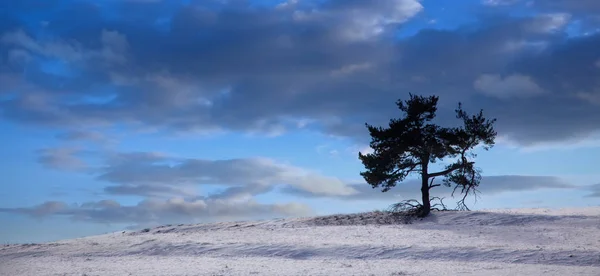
[576,89,600,106]
[474,74,544,99]
[314,0,424,41]
[0,198,313,226]
[482,0,520,6]
[1,28,128,65]
[22,146,584,225]
[476,175,576,194]
[534,0,600,14]
[483,0,600,17]
[585,183,600,197]
[36,148,88,171]
[1,0,599,149]
[21,147,331,224]
[283,175,578,200]
[35,147,577,204]
[55,130,114,145]
[524,13,571,33]
[103,185,197,198]
[4,201,69,218]
[533,0,600,32]
[95,152,357,198]
[32,146,358,200]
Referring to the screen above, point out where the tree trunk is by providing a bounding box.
[419,174,431,217]
[419,162,431,217]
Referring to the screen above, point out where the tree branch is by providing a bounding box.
[428,177,440,189]
[391,162,419,179]
[427,161,474,178]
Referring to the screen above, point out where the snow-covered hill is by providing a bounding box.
[1,207,599,275]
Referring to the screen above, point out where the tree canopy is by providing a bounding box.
[358,94,497,217]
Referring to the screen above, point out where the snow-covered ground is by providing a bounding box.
[1,207,599,276]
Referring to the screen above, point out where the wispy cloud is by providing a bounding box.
[282,175,578,200]
[0,198,313,226]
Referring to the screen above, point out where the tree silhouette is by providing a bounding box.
[358,94,497,217]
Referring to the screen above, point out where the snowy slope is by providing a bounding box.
[1,207,599,276]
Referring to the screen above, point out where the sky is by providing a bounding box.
[0,0,599,243]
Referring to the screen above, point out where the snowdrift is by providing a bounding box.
[1,207,599,275]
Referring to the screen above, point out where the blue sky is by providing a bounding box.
[1,0,599,243]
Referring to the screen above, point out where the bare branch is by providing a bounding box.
[430,196,448,211]
[428,177,440,189]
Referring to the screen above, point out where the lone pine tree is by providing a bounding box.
[358,94,497,217]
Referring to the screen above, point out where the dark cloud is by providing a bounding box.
[2,1,598,228]
[0,0,598,146]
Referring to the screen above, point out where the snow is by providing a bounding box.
[1,207,599,275]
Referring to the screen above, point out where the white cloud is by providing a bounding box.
[340,0,423,40]
[292,0,423,41]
